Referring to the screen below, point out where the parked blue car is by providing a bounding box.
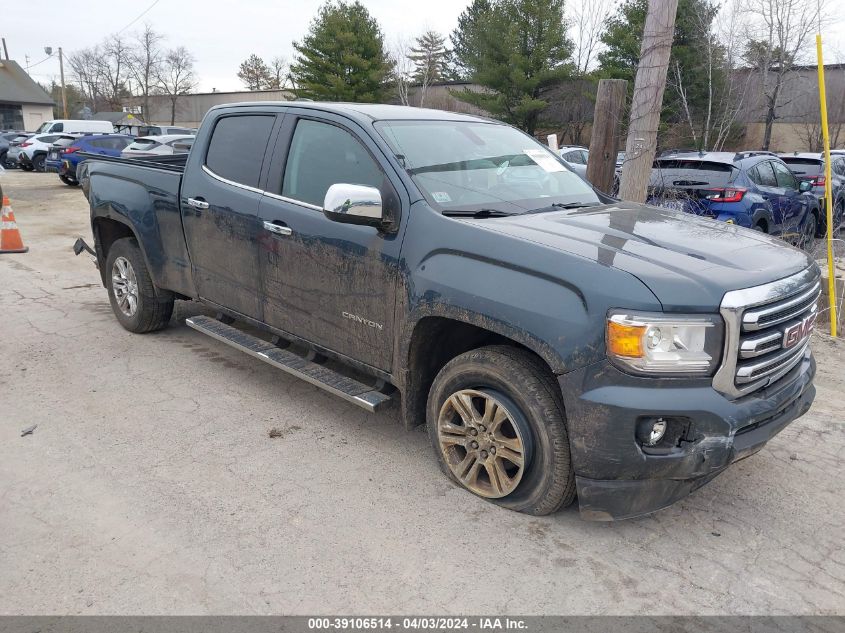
[45,134,134,186]
[647,151,821,250]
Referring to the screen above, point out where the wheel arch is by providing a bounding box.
[398,312,564,430]
[92,216,148,289]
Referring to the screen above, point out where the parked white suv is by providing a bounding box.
[9,134,80,172]
[121,135,195,158]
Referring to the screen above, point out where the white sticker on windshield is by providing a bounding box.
[432,191,452,203]
[523,149,566,173]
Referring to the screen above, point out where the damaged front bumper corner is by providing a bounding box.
[559,351,816,521]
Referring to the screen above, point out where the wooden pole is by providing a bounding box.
[586,78,628,194]
[58,47,68,119]
[618,0,679,203]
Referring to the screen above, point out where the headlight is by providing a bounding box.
[606,311,723,376]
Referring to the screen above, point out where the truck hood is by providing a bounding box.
[474,202,815,311]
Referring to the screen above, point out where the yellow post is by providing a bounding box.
[816,34,838,337]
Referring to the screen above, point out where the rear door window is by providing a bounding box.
[773,161,798,189]
[281,119,383,208]
[751,162,778,187]
[205,115,275,189]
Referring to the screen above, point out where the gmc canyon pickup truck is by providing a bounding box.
[78,103,819,520]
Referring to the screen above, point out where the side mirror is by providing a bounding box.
[322,183,384,226]
[798,180,813,192]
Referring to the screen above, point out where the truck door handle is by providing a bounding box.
[187,197,209,210]
[263,220,292,236]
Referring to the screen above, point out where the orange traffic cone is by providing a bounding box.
[1,196,28,254]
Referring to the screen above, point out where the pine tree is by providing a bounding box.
[408,31,448,84]
[449,0,573,134]
[291,1,393,102]
[237,54,272,91]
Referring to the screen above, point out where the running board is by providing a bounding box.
[185,315,393,413]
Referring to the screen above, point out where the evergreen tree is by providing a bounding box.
[237,54,272,91]
[449,0,573,134]
[597,0,728,147]
[291,1,393,102]
[409,30,448,84]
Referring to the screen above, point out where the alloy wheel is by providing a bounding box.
[436,389,529,499]
[112,256,139,317]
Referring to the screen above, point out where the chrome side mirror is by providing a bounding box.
[798,179,813,193]
[323,183,383,226]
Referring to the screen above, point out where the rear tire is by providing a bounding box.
[800,214,817,252]
[32,154,45,172]
[59,175,79,186]
[105,238,174,333]
[426,345,576,516]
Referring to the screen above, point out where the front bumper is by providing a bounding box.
[559,350,816,521]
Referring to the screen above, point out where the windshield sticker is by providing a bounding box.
[432,191,452,203]
[523,149,566,173]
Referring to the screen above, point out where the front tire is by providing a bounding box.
[105,238,174,333]
[427,345,576,515]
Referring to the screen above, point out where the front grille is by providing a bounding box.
[713,267,820,399]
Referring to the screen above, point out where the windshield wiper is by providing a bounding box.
[442,208,514,218]
[550,202,602,209]
[524,202,602,214]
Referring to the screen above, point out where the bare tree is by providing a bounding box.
[98,35,132,110]
[390,36,414,106]
[741,0,830,149]
[67,46,104,111]
[568,0,613,74]
[128,24,165,122]
[268,56,291,90]
[157,47,198,125]
[710,0,753,149]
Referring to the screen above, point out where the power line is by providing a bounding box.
[116,0,162,35]
[26,54,54,70]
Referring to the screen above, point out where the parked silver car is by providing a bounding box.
[558,145,589,179]
[121,135,195,158]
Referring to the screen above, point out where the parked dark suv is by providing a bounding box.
[779,152,845,235]
[648,151,820,249]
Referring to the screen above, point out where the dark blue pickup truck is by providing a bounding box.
[77,103,819,520]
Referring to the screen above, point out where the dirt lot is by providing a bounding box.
[1,170,844,615]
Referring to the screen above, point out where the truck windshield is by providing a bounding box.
[375,120,601,214]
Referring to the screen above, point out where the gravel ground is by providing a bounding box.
[1,170,844,615]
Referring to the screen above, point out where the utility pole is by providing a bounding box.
[58,47,68,118]
[618,0,679,202]
[586,79,628,195]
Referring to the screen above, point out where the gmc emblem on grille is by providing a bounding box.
[783,313,816,349]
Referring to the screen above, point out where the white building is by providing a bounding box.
[0,59,54,131]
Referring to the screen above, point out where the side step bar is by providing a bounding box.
[185,315,393,412]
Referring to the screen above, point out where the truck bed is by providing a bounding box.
[77,152,188,172]
[82,152,195,298]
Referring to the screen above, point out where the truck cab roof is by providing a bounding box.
[207,101,496,125]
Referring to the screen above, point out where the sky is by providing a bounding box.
[3,0,845,94]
